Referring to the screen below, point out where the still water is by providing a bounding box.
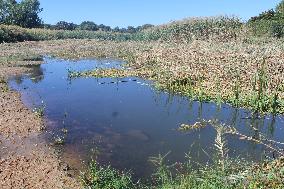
[9,57,284,178]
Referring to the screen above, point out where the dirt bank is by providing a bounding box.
[0,65,81,188]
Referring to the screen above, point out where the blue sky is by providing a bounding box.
[39,0,281,27]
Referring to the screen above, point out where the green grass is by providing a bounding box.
[81,161,139,189]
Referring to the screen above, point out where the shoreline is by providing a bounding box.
[0,65,80,188]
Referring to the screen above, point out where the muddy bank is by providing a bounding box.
[0,66,80,188]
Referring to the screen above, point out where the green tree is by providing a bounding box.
[0,0,15,24]
[275,0,284,18]
[55,21,77,30]
[141,24,154,30]
[0,0,6,23]
[113,26,120,32]
[0,0,42,28]
[98,24,111,32]
[79,21,98,31]
[126,26,136,33]
[248,9,275,22]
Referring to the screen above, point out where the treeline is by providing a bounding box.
[43,21,154,33]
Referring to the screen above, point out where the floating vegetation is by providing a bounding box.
[53,135,65,145]
[0,78,9,92]
[179,122,206,132]
[32,103,45,118]
[68,68,133,79]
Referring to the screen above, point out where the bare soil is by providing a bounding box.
[0,66,81,188]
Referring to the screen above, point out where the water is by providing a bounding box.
[9,57,284,179]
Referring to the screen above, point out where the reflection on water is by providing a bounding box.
[9,57,284,179]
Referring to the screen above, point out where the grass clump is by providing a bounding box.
[81,161,139,189]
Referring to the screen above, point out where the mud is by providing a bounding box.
[0,66,81,188]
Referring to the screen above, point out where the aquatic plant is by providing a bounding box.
[32,103,45,118]
[0,78,8,92]
[53,135,65,145]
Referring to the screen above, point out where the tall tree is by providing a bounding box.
[0,0,42,28]
[276,0,284,18]
[55,21,77,30]
[0,0,7,23]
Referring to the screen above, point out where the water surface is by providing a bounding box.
[9,58,284,178]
